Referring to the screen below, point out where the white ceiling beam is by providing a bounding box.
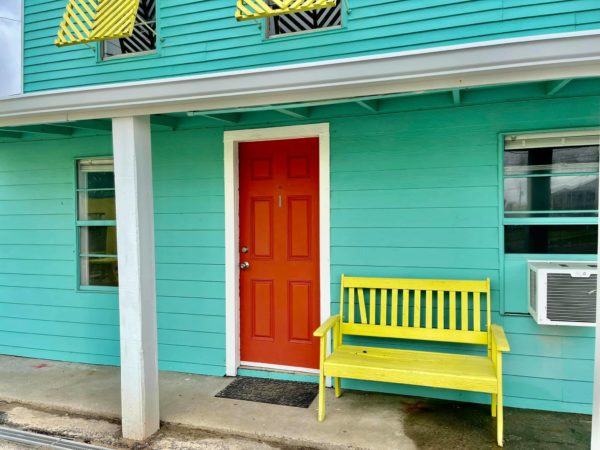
[545,79,573,96]
[276,107,310,119]
[355,100,379,112]
[452,89,461,105]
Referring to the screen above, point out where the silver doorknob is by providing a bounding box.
[240,261,250,270]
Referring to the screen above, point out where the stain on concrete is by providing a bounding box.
[403,397,591,450]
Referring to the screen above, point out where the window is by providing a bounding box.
[503,132,600,254]
[101,0,156,59]
[77,159,118,288]
[267,0,342,37]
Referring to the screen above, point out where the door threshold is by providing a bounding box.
[239,361,319,375]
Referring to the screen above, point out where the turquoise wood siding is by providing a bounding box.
[24,0,600,92]
[0,132,226,375]
[0,85,599,413]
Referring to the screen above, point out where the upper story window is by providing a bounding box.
[77,159,118,288]
[102,0,156,59]
[267,0,342,37]
[503,132,600,254]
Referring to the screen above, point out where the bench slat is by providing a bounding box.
[461,291,469,331]
[474,292,481,332]
[358,288,367,324]
[449,291,456,330]
[402,289,409,327]
[342,323,488,345]
[391,289,398,326]
[349,287,355,324]
[437,290,444,329]
[381,289,388,326]
[425,290,433,328]
[414,290,421,328]
[369,288,376,325]
[324,345,497,393]
[342,277,489,292]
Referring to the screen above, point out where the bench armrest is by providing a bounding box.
[490,324,510,352]
[314,315,340,337]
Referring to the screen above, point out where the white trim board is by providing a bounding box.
[2,31,600,126]
[223,123,331,377]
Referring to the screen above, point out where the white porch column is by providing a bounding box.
[112,116,160,440]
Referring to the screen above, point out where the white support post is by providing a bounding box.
[112,116,160,440]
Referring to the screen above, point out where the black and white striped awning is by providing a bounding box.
[268,0,342,36]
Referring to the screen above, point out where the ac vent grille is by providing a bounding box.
[529,268,537,312]
[547,273,597,323]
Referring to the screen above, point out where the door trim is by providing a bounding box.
[224,123,330,376]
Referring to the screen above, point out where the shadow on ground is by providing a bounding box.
[403,397,591,450]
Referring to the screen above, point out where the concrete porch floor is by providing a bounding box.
[0,355,591,449]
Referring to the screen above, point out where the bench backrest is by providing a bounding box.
[339,275,491,346]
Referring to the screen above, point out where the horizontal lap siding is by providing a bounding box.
[0,136,120,366]
[1,93,599,412]
[24,0,600,91]
[0,130,226,376]
[328,95,600,413]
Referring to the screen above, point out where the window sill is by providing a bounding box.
[78,285,118,294]
[261,24,346,42]
[98,49,159,64]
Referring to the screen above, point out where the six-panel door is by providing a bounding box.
[239,138,320,369]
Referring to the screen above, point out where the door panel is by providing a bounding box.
[239,137,320,369]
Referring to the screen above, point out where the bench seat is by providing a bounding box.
[324,345,498,393]
[314,275,510,446]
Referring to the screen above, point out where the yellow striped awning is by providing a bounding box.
[55,0,140,47]
[236,0,337,21]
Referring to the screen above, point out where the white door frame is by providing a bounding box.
[223,123,331,376]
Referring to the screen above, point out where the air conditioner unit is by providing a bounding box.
[528,261,597,327]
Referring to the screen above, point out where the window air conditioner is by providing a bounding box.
[528,261,597,327]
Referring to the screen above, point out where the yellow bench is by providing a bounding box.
[314,275,510,447]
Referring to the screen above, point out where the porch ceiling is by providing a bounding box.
[0,77,596,142]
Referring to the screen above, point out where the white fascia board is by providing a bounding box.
[1,30,600,126]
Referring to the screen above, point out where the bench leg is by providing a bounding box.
[318,371,326,421]
[334,377,342,398]
[491,394,497,418]
[497,393,503,447]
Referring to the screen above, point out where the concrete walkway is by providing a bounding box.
[0,355,592,449]
[0,355,414,450]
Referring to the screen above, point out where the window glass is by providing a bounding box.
[505,225,597,254]
[267,0,341,37]
[80,227,117,256]
[503,139,599,255]
[80,256,118,287]
[78,191,116,221]
[77,159,118,288]
[504,175,598,213]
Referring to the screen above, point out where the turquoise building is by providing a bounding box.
[1,0,600,441]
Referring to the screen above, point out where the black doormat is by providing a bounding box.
[215,376,319,408]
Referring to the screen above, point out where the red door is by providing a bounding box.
[239,138,320,369]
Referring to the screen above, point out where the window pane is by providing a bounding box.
[80,226,117,256]
[78,189,116,221]
[505,225,597,254]
[78,159,115,189]
[504,145,599,176]
[268,0,341,36]
[80,256,118,287]
[504,175,598,212]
